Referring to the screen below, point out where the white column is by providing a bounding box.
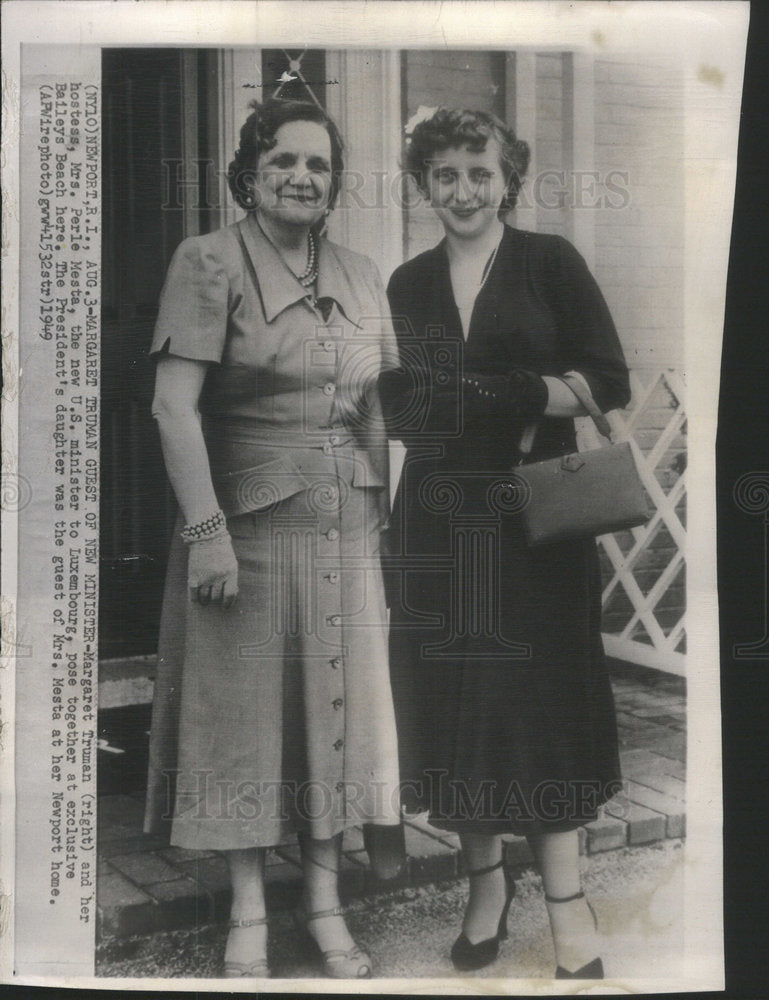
[562,51,596,268]
[510,50,537,233]
[325,50,404,277]
[326,51,406,500]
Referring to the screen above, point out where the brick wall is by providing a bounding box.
[593,56,685,370]
[592,56,685,649]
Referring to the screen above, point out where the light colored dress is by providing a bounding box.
[144,214,401,849]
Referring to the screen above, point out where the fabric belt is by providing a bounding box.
[209,436,386,517]
[205,423,354,451]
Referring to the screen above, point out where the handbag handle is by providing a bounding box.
[518,373,613,458]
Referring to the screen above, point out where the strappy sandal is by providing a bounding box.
[451,858,517,971]
[545,889,604,979]
[294,904,372,979]
[222,916,270,979]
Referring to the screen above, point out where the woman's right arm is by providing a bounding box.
[153,356,219,522]
[152,355,238,607]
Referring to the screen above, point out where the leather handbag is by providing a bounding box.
[515,374,651,546]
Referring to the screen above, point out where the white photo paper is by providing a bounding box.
[1,1,747,992]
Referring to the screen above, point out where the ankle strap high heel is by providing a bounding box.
[294,903,372,979]
[223,916,270,979]
[545,889,598,929]
[544,890,584,904]
[451,858,517,972]
[545,890,603,980]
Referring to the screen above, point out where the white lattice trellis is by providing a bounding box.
[577,368,687,676]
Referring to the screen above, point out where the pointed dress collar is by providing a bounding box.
[237,214,362,327]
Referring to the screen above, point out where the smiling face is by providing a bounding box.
[249,119,333,231]
[425,139,509,241]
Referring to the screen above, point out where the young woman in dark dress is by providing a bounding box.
[380,108,630,978]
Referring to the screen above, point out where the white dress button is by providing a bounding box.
[323,383,335,396]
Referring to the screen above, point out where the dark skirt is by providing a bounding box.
[387,449,622,835]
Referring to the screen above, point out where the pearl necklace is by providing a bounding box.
[296,229,318,287]
[254,214,318,287]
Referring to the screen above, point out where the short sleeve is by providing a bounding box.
[150,236,230,363]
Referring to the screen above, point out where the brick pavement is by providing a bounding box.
[97,661,685,940]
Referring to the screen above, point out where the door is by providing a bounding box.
[100,49,218,658]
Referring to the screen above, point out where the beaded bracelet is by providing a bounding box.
[181,508,226,544]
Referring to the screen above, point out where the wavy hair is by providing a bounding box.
[227,98,345,213]
[405,108,530,215]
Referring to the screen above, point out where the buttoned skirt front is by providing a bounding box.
[145,446,400,850]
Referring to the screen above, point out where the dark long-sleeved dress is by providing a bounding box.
[384,225,631,835]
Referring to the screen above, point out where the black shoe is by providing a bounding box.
[451,859,516,972]
[555,956,604,979]
[545,890,603,980]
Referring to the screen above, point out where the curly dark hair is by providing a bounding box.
[227,98,345,212]
[405,108,530,215]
